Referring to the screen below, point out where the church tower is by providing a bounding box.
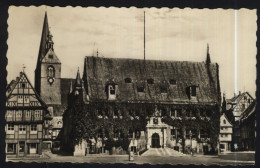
[35,12,61,105]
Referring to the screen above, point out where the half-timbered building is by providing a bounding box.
[5,71,52,157]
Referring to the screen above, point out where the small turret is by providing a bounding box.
[222,93,226,114]
[206,43,211,65]
[75,67,82,87]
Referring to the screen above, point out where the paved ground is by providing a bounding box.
[7,151,255,166]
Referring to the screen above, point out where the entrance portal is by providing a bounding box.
[151,133,160,148]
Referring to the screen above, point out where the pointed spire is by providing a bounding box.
[75,67,81,86]
[69,80,73,94]
[222,92,226,114]
[37,12,52,64]
[206,43,211,65]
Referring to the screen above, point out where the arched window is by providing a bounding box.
[223,119,226,124]
[47,66,55,78]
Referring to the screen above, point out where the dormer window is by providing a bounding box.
[107,84,116,100]
[109,86,115,95]
[137,86,145,92]
[169,79,176,85]
[191,86,196,96]
[125,78,132,83]
[187,85,197,99]
[147,78,154,84]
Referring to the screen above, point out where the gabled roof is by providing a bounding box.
[83,56,221,103]
[6,79,18,97]
[220,113,233,127]
[226,92,254,104]
[6,71,48,108]
[239,100,256,121]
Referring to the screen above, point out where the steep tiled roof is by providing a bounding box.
[240,100,256,121]
[6,79,18,97]
[83,56,221,104]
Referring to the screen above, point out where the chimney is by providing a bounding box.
[239,91,241,95]
[234,93,236,97]
[16,77,19,81]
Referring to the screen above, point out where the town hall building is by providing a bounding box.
[62,52,221,155]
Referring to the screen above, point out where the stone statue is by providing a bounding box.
[154,105,161,117]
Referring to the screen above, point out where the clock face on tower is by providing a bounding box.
[48,77,54,84]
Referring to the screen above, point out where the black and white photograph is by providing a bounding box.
[5,6,256,165]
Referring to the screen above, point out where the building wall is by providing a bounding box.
[5,123,43,156]
[62,101,220,155]
[39,63,61,105]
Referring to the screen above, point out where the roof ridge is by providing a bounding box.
[85,56,217,65]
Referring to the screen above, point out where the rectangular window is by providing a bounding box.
[24,96,29,103]
[18,95,23,103]
[8,124,14,130]
[25,110,31,118]
[160,87,167,93]
[128,130,133,138]
[191,86,196,96]
[19,125,26,134]
[153,118,158,124]
[170,109,175,117]
[171,129,176,138]
[7,124,14,134]
[109,86,115,95]
[35,110,41,118]
[176,109,181,117]
[177,129,181,139]
[16,110,22,118]
[137,86,145,92]
[113,109,118,118]
[6,110,12,117]
[20,83,26,88]
[135,131,140,139]
[7,143,16,153]
[186,110,191,117]
[97,109,103,118]
[30,124,37,134]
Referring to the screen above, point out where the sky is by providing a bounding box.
[7,6,257,99]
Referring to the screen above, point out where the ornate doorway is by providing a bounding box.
[152,133,160,148]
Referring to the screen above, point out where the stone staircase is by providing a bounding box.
[141,147,185,156]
